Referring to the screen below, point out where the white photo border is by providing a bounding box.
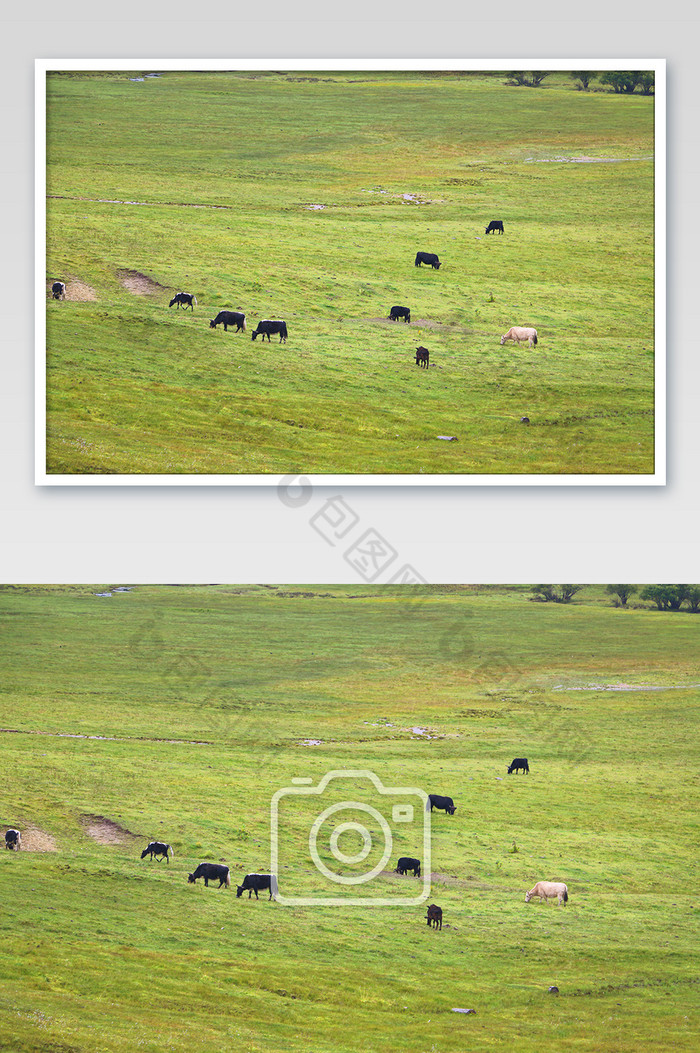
[36,57,666,487]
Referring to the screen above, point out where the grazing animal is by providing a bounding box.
[209,310,246,332]
[427,794,456,816]
[507,757,529,775]
[426,904,443,929]
[485,220,504,235]
[414,251,441,269]
[251,320,287,343]
[188,863,230,889]
[395,857,421,877]
[236,873,278,900]
[169,292,197,310]
[500,326,538,347]
[51,281,66,300]
[5,829,20,851]
[140,841,173,862]
[389,305,411,323]
[415,346,429,368]
[525,881,569,905]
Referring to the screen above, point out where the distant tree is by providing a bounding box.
[640,585,665,610]
[686,587,700,613]
[530,584,582,604]
[506,71,551,87]
[640,585,690,611]
[571,70,597,91]
[605,584,638,607]
[599,71,640,94]
[531,584,557,602]
[637,71,655,95]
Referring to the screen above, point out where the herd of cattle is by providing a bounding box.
[173,297,289,343]
[4,755,570,927]
[139,840,279,897]
[49,221,542,370]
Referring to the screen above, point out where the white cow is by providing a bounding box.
[5,829,21,850]
[501,326,538,347]
[525,881,568,904]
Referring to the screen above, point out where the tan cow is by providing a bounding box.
[501,326,538,347]
[525,881,568,904]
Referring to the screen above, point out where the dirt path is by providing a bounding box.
[0,727,213,746]
[366,316,473,334]
[47,194,231,211]
[555,682,700,692]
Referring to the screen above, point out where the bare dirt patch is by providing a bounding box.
[116,269,166,296]
[82,815,140,846]
[20,826,58,852]
[66,279,97,301]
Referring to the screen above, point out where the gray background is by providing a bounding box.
[3,2,694,583]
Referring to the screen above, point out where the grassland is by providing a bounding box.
[44,71,656,476]
[0,585,697,1052]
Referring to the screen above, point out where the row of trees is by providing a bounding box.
[531,585,700,611]
[613,585,700,612]
[506,71,654,94]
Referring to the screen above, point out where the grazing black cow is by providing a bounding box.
[507,757,529,775]
[389,305,411,323]
[414,252,441,269]
[140,841,173,862]
[485,220,505,235]
[415,346,429,368]
[251,320,288,343]
[427,794,456,815]
[426,904,442,929]
[236,873,278,900]
[51,281,66,300]
[188,863,230,888]
[209,310,246,332]
[169,292,197,310]
[5,829,20,851]
[395,856,421,877]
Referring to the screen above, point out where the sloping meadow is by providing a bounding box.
[45,71,655,476]
[0,585,697,1051]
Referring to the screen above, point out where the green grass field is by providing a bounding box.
[44,71,656,476]
[1,585,697,1052]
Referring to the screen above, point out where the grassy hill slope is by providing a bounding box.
[0,585,696,1051]
[45,72,655,475]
